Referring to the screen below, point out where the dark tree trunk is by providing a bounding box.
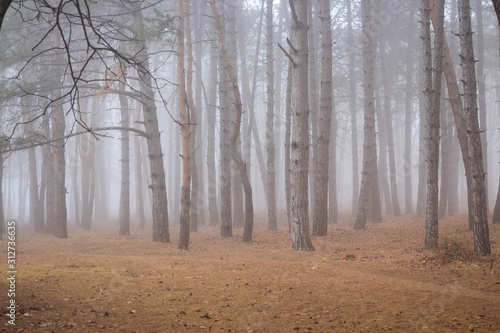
[458,0,491,255]
[266,0,277,231]
[288,0,314,251]
[133,5,170,242]
[424,0,444,250]
[313,0,333,236]
[355,0,381,229]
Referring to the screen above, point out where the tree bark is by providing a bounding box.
[118,72,130,236]
[210,0,254,243]
[458,0,491,255]
[287,0,314,251]
[177,0,191,250]
[132,5,170,242]
[355,0,380,229]
[404,4,415,215]
[313,0,333,236]
[266,0,277,231]
[424,0,443,250]
[347,0,359,217]
[206,24,219,227]
[429,0,474,230]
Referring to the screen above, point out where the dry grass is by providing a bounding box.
[1,215,500,332]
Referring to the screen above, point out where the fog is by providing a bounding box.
[0,0,499,247]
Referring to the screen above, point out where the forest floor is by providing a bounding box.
[1,215,500,332]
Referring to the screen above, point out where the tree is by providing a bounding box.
[312,0,333,236]
[423,0,444,250]
[286,0,314,251]
[210,0,254,243]
[346,0,359,217]
[354,0,381,230]
[118,66,130,236]
[266,0,277,231]
[177,0,191,250]
[458,0,491,255]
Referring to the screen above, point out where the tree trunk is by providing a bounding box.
[210,0,254,242]
[287,0,314,251]
[177,0,191,250]
[133,5,170,242]
[475,0,488,210]
[430,0,474,230]
[216,0,232,238]
[347,0,359,217]
[184,0,198,234]
[134,132,146,229]
[80,97,96,231]
[118,71,130,236]
[424,0,443,250]
[193,0,205,227]
[313,0,333,236]
[307,1,319,214]
[207,24,219,227]
[52,102,67,238]
[355,0,380,230]
[266,0,277,231]
[416,62,427,219]
[285,62,292,225]
[458,0,491,255]
[28,147,43,232]
[404,4,415,215]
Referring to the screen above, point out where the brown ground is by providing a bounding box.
[1,215,500,332]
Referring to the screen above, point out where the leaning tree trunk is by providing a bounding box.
[424,0,444,250]
[313,0,333,236]
[354,0,380,230]
[458,0,491,255]
[266,0,277,231]
[287,0,314,251]
[210,0,254,243]
[430,0,474,230]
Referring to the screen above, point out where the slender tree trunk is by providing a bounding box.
[266,0,277,231]
[430,0,474,229]
[118,70,130,236]
[347,0,359,217]
[307,1,319,214]
[134,133,146,229]
[210,0,254,242]
[376,86,393,214]
[207,25,219,227]
[313,0,333,236]
[133,5,170,242]
[216,0,232,238]
[178,0,191,250]
[287,0,314,251]
[458,0,491,255]
[355,0,380,229]
[439,98,452,219]
[404,4,415,215]
[80,97,96,231]
[424,0,444,249]
[475,0,487,210]
[28,147,43,232]
[416,61,427,219]
[184,0,198,234]
[284,62,292,225]
[194,0,205,227]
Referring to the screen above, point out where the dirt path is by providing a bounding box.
[1,216,499,332]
